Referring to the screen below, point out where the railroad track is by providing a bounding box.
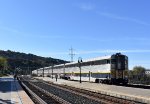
[43,82,137,104]
[39,80,144,104]
[19,76,145,104]
[20,77,103,104]
[19,80,47,104]
[19,77,67,104]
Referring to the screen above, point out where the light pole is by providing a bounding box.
[48,67,49,77]
[89,71,91,82]
[43,67,44,77]
[52,65,53,79]
[78,57,82,83]
[37,69,38,76]
[63,63,66,77]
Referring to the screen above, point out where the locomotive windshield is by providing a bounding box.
[111,53,126,70]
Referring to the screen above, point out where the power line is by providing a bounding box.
[69,47,75,62]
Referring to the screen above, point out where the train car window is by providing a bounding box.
[66,65,68,68]
[101,60,105,64]
[68,65,72,67]
[89,61,93,65]
[87,62,91,66]
[97,60,101,65]
[100,60,102,64]
[102,60,107,64]
[91,61,94,65]
[107,60,110,64]
[93,61,97,65]
[93,61,96,65]
[74,63,78,67]
[84,62,89,66]
[104,60,107,64]
[125,60,127,65]
[100,60,103,64]
[93,60,107,65]
[88,62,91,65]
[82,62,87,66]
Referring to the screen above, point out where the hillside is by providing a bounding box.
[0,50,68,73]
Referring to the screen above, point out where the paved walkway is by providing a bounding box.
[0,76,34,104]
[36,77,150,104]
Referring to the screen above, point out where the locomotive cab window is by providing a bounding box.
[125,60,127,65]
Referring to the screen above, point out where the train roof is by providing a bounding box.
[84,55,111,62]
[58,55,112,66]
[36,53,126,70]
[35,53,128,71]
[38,55,112,69]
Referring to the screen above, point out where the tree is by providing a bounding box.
[131,66,146,84]
[132,66,145,75]
[0,57,7,74]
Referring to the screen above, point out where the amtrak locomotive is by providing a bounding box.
[32,53,128,84]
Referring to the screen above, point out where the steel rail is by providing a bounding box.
[27,81,71,104]
[23,77,144,104]
[41,81,112,104]
[20,81,47,104]
[41,80,141,104]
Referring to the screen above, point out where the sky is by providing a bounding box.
[0,0,150,69]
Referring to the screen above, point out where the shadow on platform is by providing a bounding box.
[0,98,17,104]
[0,78,23,93]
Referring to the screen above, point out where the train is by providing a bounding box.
[32,53,128,84]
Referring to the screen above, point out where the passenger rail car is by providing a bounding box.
[32,53,128,84]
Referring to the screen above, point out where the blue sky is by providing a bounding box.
[0,0,150,69]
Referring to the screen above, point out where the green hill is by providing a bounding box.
[0,50,68,74]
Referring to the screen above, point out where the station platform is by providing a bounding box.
[35,77,150,104]
[0,76,34,104]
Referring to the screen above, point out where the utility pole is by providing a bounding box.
[69,47,75,62]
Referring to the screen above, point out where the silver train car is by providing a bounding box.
[32,53,128,84]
